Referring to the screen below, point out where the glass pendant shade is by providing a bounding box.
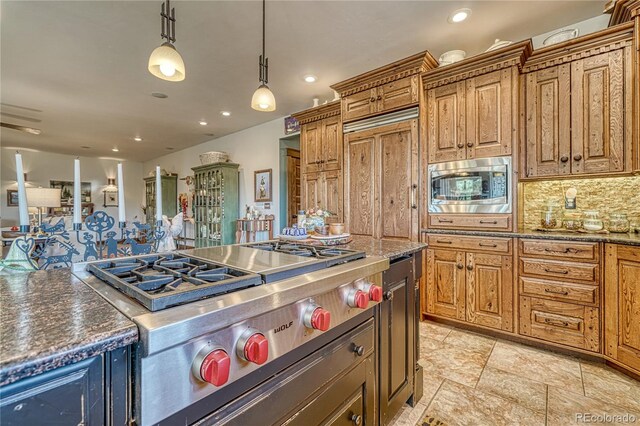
[251,84,276,111]
[148,42,185,82]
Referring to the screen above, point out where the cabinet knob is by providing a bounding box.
[560,156,569,163]
[383,290,394,301]
[377,95,382,101]
[573,154,582,161]
[466,264,473,271]
[352,344,365,357]
[351,414,363,426]
[467,142,473,148]
[457,143,464,149]
[370,97,376,103]
[456,263,464,270]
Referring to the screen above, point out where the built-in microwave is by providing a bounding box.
[428,157,512,214]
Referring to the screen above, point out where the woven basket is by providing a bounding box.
[199,151,229,165]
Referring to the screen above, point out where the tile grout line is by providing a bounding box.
[415,378,446,426]
[579,362,586,396]
[474,338,498,389]
[544,385,549,426]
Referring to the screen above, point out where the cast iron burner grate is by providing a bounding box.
[87,254,263,311]
[244,241,366,270]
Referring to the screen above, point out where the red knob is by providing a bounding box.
[310,308,331,331]
[200,349,231,386]
[368,285,383,302]
[243,333,269,365]
[348,289,369,309]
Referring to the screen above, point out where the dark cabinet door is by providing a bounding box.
[0,356,104,426]
[380,256,416,425]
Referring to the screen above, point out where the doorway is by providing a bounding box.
[279,136,301,228]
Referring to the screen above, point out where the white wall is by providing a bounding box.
[143,117,288,234]
[1,148,144,227]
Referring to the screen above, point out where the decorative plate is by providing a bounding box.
[543,28,579,46]
[278,234,310,241]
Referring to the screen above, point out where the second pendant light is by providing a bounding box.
[251,0,276,112]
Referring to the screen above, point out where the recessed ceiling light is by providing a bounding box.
[220,111,231,117]
[303,75,317,83]
[151,92,168,99]
[448,8,471,23]
[112,147,119,152]
[199,120,208,126]
[81,145,91,149]
[134,136,143,142]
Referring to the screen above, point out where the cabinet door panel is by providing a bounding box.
[524,65,571,177]
[466,252,513,332]
[378,76,418,113]
[323,170,343,223]
[342,89,377,122]
[427,82,466,163]
[571,50,628,174]
[605,244,640,372]
[301,172,322,212]
[379,120,418,240]
[344,134,376,237]
[466,69,513,159]
[301,121,322,173]
[322,116,342,171]
[426,249,466,320]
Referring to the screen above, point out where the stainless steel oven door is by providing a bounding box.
[428,157,512,214]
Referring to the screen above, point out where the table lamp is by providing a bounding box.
[26,187,61,228]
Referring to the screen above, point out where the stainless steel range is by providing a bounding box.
[73,245,388,425]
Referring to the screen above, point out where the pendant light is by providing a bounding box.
[148,0,185,82]
[251,0,276,111]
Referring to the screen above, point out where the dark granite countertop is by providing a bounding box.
[422,228,640,246]
[342,235,427,259]
[0,269,138,386]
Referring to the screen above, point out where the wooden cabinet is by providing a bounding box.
[332,51,438,123]
[292,102,344,222]
[144,174,177,224]
[518,239,601,352]
[301,171,343,223]
[604,244,640,374]
[522,23,634,178]
[423,41,531,164]
[344,119,419,240]
[425,236,514,332]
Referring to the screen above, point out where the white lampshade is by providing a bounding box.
[251,84,276,111]
[148,42,186,82]
[27,187,61,208]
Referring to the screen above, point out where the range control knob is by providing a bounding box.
[237,329,269,365]
[347,289,369,309]
[303,304,331,331]
[359,282,383,303]
[198,349,231,387]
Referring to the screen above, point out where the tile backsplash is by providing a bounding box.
[522,176,640,230]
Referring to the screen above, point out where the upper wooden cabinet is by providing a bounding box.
[301,170,343,223]
[521,23,635,179]
[293,101,343,175]
[423,41,531,164]
[331,51,438,123]
[604,244,640,374]
[344,119,419,240]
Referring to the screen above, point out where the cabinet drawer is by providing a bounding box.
[519,258,598,283]
[519,239,599,262]
[428,214,512,231]
[377,76,418,113]
[427,234,511,254]
[520,277,599,306]
[519,296,600,352]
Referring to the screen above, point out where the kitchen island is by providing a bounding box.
[342,235,427,260]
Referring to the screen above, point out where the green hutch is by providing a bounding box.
[144,174,178,224]
[191,162,239,247]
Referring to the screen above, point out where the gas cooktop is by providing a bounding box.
[86,254,262,311]
[244,241,365,266]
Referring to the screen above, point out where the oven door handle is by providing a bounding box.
[410,184,418,209]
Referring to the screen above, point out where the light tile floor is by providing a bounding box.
[390,320,640,426]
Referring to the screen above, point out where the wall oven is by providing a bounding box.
[428,157,512,214]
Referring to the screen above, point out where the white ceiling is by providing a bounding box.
[1,0,605,162]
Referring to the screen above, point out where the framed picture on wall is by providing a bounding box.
[50,180,92,203]
[254,169,272,202]
[7,190,18,206]
[103,191,118,207]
